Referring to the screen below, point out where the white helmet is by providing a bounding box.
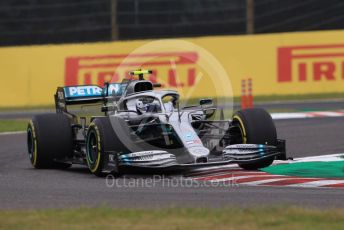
[136,99,147,114]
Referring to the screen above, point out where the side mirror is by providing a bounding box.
[200,98,213,106]
[101,105,116,113]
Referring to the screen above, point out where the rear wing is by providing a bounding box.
[55,83,127,112]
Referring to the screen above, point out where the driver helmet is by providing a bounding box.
[136,99,147,114]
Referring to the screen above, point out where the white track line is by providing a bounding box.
[193,172,267,180]
[210,175,264,183]
[292,153,344,162]
[195,174,344,188]
[206,174,285,183]
[239,178,290,186]
[0,131,26,136]
[286,180,344,188]
[318,111,344,117]
[271,113,308,120]
[271,110,344,120]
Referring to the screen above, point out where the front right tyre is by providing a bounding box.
[232,108,277,170]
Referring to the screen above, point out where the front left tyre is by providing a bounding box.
[86,117,119,177]
[27,114,73,168]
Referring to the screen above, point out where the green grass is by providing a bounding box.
[244,92,344,103]
[0,105,54,112]
[181,92,344,105]
[0,119,28,132]
[0,207,343,230]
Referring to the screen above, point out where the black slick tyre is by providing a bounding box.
[86,117,119,177]
[27,114,73,169]
[232,108,277,170]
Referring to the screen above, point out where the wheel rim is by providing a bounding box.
[86,130,98,164]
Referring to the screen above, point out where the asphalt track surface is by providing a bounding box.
[1,116,344,210]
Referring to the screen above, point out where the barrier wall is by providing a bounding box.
[1,30,344,107]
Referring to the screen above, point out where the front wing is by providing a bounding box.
[104,141,286,174]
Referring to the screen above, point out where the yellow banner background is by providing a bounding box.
[1,30,344,107]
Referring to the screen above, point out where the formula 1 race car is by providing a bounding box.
[27,69,287,176]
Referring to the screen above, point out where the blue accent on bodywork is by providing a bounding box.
[258,144,264,155]
[62,83,127,101]
[64,86,103,99]
[119,154,131,165]
[184,132,195,141]
[103,83,127,97]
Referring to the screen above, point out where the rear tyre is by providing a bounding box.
[86,117,121,177]
[232,108,277,170]
[27,114,73,169]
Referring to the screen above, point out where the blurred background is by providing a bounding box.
[1,0,344,46]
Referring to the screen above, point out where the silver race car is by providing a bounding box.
[27,70,286,176]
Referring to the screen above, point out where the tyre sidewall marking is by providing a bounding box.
[28,120,38,167]
[86,123,102,173]
[233,115,247,144]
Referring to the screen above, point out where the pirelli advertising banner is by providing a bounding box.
[1,30,344,107]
